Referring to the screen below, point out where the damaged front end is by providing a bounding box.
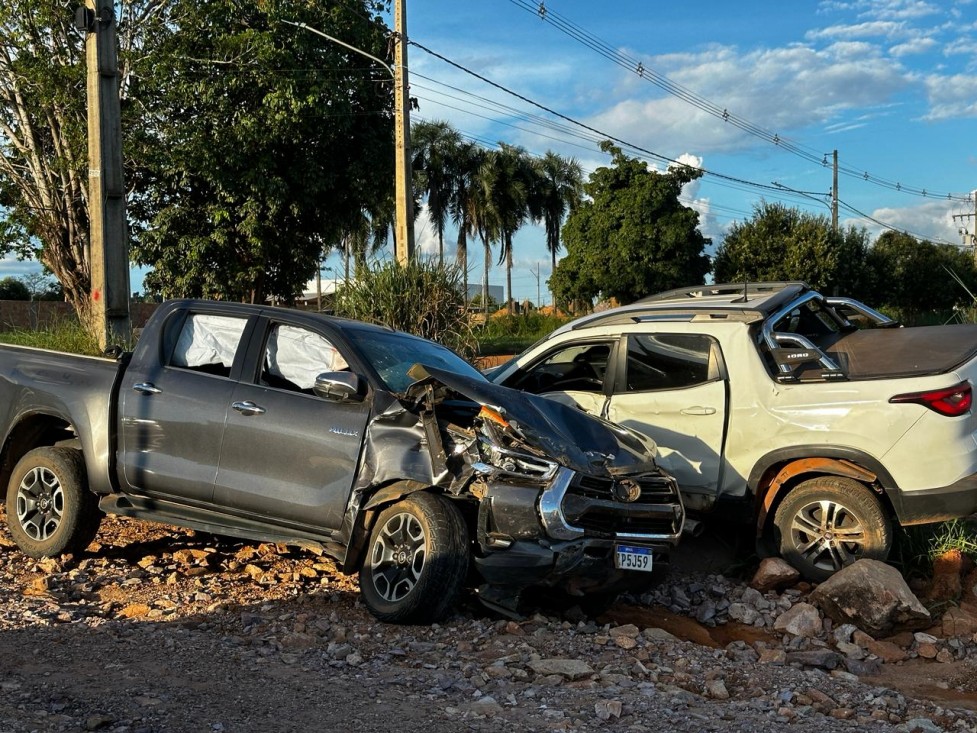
[404,366,686,615]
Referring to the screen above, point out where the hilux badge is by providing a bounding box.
[329,426,359,438]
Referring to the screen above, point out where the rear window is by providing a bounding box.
[624,333,716,392]
[168,313,248,378]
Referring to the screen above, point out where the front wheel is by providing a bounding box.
[359,492,469,624]
[5,447,102,559]
[773,476,891,582]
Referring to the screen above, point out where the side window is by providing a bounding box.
[510,341,614,394]
[261,324,348,394]
[625,333,718,392]
[169,314,248,378]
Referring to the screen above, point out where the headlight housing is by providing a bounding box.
[474,405,558,482]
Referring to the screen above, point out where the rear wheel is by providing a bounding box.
[5,447,101,559]
[773,476,891,582]
[359,492,469,624]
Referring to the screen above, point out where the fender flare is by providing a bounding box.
[342,480,434,573]
[362,479,431,512]
[753,453,883,535]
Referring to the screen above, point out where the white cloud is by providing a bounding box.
[806,21,909,41]
[818,0,941,21]
[922,73,977,119]
[0,258,44,280]
[586,43,909,155]
[870,0,941,21]
[890,36,939,55]
[414,205,441,258]
[845,199,966,243]
[944,37,977,56]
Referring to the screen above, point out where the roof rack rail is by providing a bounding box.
[637,281,810,303]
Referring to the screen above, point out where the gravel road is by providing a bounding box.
[2,511,976,733]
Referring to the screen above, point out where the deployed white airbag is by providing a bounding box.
[265,325,348,390]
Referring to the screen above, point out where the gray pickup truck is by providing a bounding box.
[0,300,684,622]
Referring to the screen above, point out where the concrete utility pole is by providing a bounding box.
[831,150,839,234]
[393,0,415,265]
[952,190,977,262]
[80,0,131,348]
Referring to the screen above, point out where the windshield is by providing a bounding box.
[345,328,486,393]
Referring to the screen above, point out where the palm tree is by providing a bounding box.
[411,121,461,263]
[468,161,497,317]
[449,141,484,306]
[480,144,533,314]
[338,197,393,280]
[533,152,583,303]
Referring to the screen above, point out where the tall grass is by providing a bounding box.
[0,321,102,356]
[476,311,571,355]
[335,259,477,360]
[892,518,977,577]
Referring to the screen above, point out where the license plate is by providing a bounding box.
[615,544,653,572]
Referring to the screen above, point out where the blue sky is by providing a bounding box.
[393,0,977,304]
[5,0,976,305]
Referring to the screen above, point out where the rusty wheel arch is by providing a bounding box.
[753,457,886,537]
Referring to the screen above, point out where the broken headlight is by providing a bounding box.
[474,405,559,482]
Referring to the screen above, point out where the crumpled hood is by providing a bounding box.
[413,365,659,476]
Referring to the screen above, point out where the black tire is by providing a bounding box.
[773,476,891,583]
[4,447,101,559]
[576,591,619,618]
[359,492,469,624]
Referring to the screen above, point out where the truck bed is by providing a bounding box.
[822,324,977,380]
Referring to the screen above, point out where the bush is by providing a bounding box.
[477,312,571,355]
[335,259,476,359]
[0,277,30,300]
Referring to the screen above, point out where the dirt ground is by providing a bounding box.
[2,510,977,732]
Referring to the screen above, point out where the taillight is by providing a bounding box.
[889,381,972,417]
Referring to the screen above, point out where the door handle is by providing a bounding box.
[132,382,162,395]
[680,406,716,416]
[232,401,266,416]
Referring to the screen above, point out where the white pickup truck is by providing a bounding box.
[490,282,977,580]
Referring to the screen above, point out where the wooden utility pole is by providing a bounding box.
[831,149,839,234]
[82,0,130,348]
[393,0,415,265]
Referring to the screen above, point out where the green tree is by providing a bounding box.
[480,144,533,314]
[18,271,60,300]
[412,120,461,264]
[532,152,583,299]
[712,201,871,297]
[865,231,977,322]
[1,0,393,319]
[0,277,30,300]
[0,1,160,330]
[129,0,393,303]
[449,141,485,303]
[552,142,710,305]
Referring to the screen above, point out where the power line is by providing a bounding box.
[836,199,959,246]
[409,39,816,198]
[511,0,972,203]
[410,40,969,243]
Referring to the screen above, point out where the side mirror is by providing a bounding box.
[313,372,365,402]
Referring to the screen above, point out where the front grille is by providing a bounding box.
[562,472,682,538]
[571,474,680,503]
